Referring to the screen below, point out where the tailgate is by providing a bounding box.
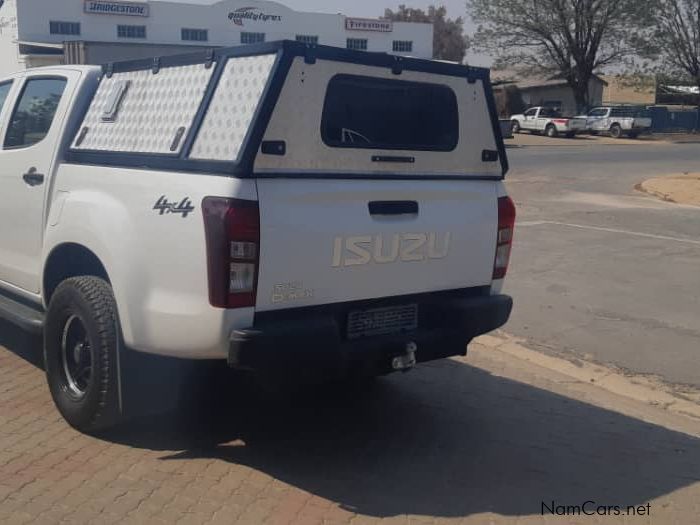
[255,179,498,312]
[568,117,587,130]
[633,118,652,128]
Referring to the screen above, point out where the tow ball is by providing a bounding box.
[392,342,417,372]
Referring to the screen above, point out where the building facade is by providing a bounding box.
[492,70,607,115]
[0,0,433,77]
[514,78,606,116]
[601,75,656,106]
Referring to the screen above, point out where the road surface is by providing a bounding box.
[504,142,700,388]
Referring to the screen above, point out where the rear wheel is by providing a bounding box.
[44,276,121,433]
[609,123,623,139]
[511,120,520,134]
[565,131,576,139]
[546,124,558,138]
[628,131,640,139]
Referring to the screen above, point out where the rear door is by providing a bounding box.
[536,107,554,129]
[586,107,608,131]
[0,71,78,292]
[253,58,502,312]
[521,108,538,130]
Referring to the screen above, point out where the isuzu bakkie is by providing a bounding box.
[0,41,514,432]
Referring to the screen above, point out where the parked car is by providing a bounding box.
[510,106,586,138]
[577,106,652,138]
[0,41,515,432]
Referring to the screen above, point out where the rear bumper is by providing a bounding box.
[229,291,513,372]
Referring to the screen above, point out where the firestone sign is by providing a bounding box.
[345,18,393,32]
[228,7,282,26]
[84,1,150,17]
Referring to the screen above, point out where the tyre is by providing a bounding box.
[511,120,520,134]
[628,131,640,139]
[565,131,576,139]
[609,123,623,139]
[44,276,121,433]
[545,124,558,138]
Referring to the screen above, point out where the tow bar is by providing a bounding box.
[391,342,417,371]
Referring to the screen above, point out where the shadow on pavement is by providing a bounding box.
[0,319,43,369]
[1,319,699,519]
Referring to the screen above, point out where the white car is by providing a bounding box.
[511,106,586,138]
[578,106,652,138]
[0,41,514,432]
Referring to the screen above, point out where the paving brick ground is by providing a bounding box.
[1,320,699,525]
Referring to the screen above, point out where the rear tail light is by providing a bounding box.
[493,196,516,280]
[202,197,260,309]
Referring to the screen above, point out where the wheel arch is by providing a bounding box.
[43,243,111,305]
[609,122,623,137]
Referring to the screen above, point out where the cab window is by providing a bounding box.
[524,108,538,117]
[539,107,561,118]
[4,77,67,149]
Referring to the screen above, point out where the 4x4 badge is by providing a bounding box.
[153,196,195,218]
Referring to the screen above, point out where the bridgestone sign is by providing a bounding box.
[84,1,150,17]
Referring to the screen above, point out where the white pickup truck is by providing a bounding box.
[511,106,586,138]
[0,41,514,432]
[578,106,652,138]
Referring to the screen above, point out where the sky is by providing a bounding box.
[165,0,491,65]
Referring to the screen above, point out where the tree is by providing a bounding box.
[466,0,651,111]
[645,0,700,107]
[384,5,469,63]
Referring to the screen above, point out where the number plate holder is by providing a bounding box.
[346,304,418,340]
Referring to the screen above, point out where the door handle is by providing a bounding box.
[22,167,44,187]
